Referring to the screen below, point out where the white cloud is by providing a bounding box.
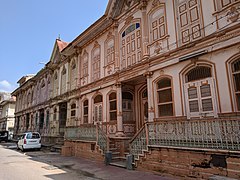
[0,80,16,93]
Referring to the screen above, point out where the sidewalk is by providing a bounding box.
[35,151,177,180]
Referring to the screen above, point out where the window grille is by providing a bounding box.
[186,66,211,82]
[94,95,103,103]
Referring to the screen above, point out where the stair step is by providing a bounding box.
[112,156,127,161]
[109,148,117,151]
[112,152,120,155]
[109,161,126,168]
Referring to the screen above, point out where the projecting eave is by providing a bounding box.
[12,77,35,96]
[62,14,113,56]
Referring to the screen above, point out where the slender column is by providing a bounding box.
[76,98,80,126]
[141,0,149,59]
[58,67,61,95]
[145,71,154,122]
[76,48,82,87]
[114,22,120,71]
[116,82,124,136]
[66,58,71,92]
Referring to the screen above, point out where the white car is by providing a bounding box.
[17,132,41,151]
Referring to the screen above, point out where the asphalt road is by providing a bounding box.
[0,142,87,180]
[0,142,175,180]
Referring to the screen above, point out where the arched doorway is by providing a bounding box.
[93,95,103,124]
[138,86,148,130]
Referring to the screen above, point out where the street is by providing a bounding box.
[0,142,175,180]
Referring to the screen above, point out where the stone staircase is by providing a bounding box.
[107,137,134,170]
[50,137,64,152]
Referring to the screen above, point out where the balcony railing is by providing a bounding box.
[65,124,109,154]
[130,118,240,160]
[65,124,96,141]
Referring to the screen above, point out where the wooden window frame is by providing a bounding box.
[231,59,240,111]
[70,103,76,117]
[83,100,88,124]
[157,78,173,117]
[109,92,117,121]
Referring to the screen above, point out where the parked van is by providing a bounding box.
[17,132,41,151]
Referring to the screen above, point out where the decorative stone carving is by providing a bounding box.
[125,15,133,25]
[159,70,164,75]
[107,65,113,75]
[227,6,240,23]
[154,41,162,54]
[152,0,160,8]
[108,124,117,134]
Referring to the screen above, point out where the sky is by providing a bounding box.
[0,0,108,93]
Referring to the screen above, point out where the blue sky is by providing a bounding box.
[0,0,108,93]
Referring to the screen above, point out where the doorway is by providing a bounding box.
[59,102,67,136]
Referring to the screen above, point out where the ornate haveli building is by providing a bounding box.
[12,0,240,179]
[0,92,15,138]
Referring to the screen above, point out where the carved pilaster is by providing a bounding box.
[114,21,120,71]
[141,0,149,59]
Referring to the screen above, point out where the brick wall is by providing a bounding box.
[61,140,104,162]
[136,147,240,179]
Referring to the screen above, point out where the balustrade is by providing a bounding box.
[130,118,240,160]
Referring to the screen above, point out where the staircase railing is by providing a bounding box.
[97,125,108,154]
[129,118,240,162]
[129,124,148,160]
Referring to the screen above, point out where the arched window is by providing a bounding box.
[149,5,167,42]
[83,100,88,123]
[53,108,57,121]
[120,22,142,69]
[93,95,103,122]
[157,78,173,116]
[94,95,103,103]
[231,59,240,111]
[92,46,101,81]
[61,66,67,94]
[186,66,212,82]
[109,92,117,121]
[71,60,77,90]
[46,110,49,128]
[105,38,115,65]
[82,51,88,78]
[54,72,58,97]
[71,103,76,117]
[184,65,217,118]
